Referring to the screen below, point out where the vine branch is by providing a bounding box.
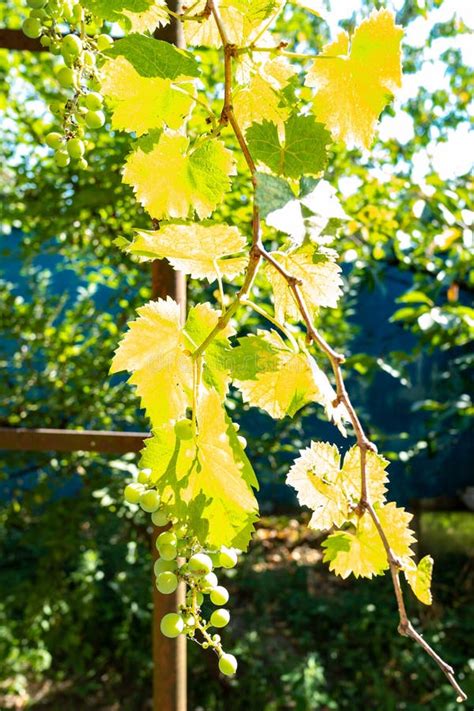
[193,2,466,701]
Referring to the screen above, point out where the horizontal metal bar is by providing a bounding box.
[0,427,150,454]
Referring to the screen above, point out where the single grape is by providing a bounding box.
[45,132,63,149]
[72,4,84,21]
[151,509,168,527]
[123,482,143,505]
[219,653,237,676]
[183,614,195,627]
[195,591,204,606]
[219,547,238,569]
[158,543,177,561]
[210,609,230,628]
[30,9,47,19]
[210,586,229,606]
[188,553,213,576]
[96,33,113,51]
[139,489,161,513]
[156,571,178,595]
[174,418,193,440]
[56,66,76,89]
[27,0,47,8]
[157,531,177,547]
[154,558,177,576]
[137,469,151,485]
[54,150,70,167]
[77,158,88,170]
[160,613,184,638]
[66,137,85,159]
[85,110,105,129]
[62,34,82,57]
[84,92,103,110]
[83,50,96,67]
[22,17,42,39]
[201,572,218,590]
[40,36,51,47]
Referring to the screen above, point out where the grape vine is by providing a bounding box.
[23,0,467,701]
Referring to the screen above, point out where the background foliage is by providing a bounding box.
[0,0,472,707]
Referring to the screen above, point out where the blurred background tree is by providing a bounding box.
[0,0,472,708]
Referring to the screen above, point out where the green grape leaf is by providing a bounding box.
[140,388,259,549]
[322,503,416,579]
[106,34,199,80]
[123,132,235,220]
[82,0,169,32]
[286,442,389,530]
[126,222,247,281]
[404,555,434,605]
[255,173,295,218]
[305,9,403,149]
[246,114,331,179]
[265,245,342,321]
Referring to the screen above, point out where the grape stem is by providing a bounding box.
[192,0,467,701]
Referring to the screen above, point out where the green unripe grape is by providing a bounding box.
[219,653,237,676]
[45,131,63,149]
[84,92,103,110]
[196,591,204,606]
[201,572,218,590]
[22,17,42,39]
[174,418,193,440]
[188,553,213,575]
[219,547,238,569]
[123,482,143,505]
[40,35,51,47]
[151,509,168,527]
[49,101,63,116]
[157,531,177,547]
[30,9,47,19]
[211,609,230,629]
[62,33,82,56]
[83,50,96,67]
[156,571,178,595]
[183,614,195,627]
[85,110,105,129]
[77,158,88,170]
[139,489,161,513]
[96,33,113,51]
[154,558,177,576]
[160,613,184,639]
[54,150,70,167]
[27,0,47,8]
[210,586,229,606]
[56,66,76,89]
[66,137,85,159]
[72,4,84,21]
[158,543,177,561]
[137,469,151,485]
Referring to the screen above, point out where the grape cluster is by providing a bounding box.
[124,470,239,677]
[22,0,112,167]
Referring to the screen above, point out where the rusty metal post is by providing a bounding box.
[150,8,187,705]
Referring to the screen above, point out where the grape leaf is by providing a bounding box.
[305,9,403,149]
[123,132,235,220]
[234,58,295,129]
[265,245,342,321]
[82,0,169,31]
[286,442,389,530]
[184,0,284,48]
[230,330,341,420]
[322,503,416,578]
[101,57,195,135]
[404,555,433,605]
[255,173,295,218]
[246,114,331,179]
[106,34,199,80]
[110,299,233,425]
[140,388,259,549]
[126,222,247,281]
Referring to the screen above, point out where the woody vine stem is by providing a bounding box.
[189,0,467,701]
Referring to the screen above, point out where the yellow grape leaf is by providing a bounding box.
[123,1,169,31]
[101,57,195,136]
[127,222,247,281]
[265,245,342,322]
[322,502,416,579]
[140,388,259,549]
[404,555,433,605]
[286,441,389,530]
[234,57,295,129]
[110,297,192,426]
[305,9,403,149]
[184,0,284,48]
[123,132,235,220]
[82,0,169,33]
